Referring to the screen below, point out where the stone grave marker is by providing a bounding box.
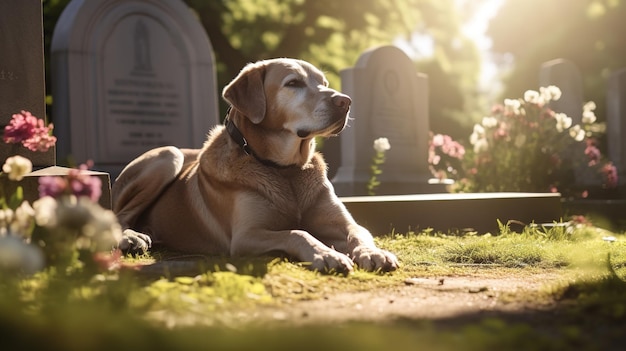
[539,58,599,188]
[539,58,584,123]
[51,0,219,178]
[332,45,442,196]
[607,68,626,189]
[0,0,55,167]
[0,0,111,209]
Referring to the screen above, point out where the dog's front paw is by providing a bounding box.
[308,250,354,274]
[352,246,399,272]
[118,229,152,254]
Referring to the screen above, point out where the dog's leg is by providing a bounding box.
[302,191,400,272]
[112,146,185,253]
[230,229,355,274]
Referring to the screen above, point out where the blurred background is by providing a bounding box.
[42,0,626,141]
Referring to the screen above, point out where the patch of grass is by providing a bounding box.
[2,224,626,350]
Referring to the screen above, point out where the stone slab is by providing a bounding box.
[1,166,112,209]
[341,192,563,235]
[0,0,55,167]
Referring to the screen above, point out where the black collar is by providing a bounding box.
[223,107,296,169]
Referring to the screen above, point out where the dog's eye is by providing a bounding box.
[285,79,305,88]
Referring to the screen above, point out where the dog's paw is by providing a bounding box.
[352,246,399,272]
[118,229,152,255]
[308,250,354,274]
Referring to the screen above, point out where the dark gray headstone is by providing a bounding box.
[51,0,219,178]
[539,58,602,188]
[0,0,55,167]
[540,59,584,123]
[332,45,441,196]
[0,0,111,208]
[607,68,626,188]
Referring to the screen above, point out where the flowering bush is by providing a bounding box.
[0,111,120,274]
[450,86,617,196]
[367,137,390,195]
[428,132,466,180]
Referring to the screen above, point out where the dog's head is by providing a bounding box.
[222,58,351,139]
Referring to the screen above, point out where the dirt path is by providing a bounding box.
[256,273,561,326]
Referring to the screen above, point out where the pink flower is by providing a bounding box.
[22,130,57,152]
[38,162,102,202]
[602,162,618,189]
[4,111,38,143]
[3,110,56,152]
[432,134,445,147]
[584,142,601,166]
[38,175,68,198]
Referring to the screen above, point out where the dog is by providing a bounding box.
[112,58,398,273]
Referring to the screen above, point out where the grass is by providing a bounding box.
[1,222,626,350]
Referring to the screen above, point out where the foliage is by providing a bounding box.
[488,0,626,122]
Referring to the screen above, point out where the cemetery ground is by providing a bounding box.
[2,222,626,351]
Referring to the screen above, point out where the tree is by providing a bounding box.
[487,0,626,122]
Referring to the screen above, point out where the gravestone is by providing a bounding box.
[0,0,111,209]
[539,58,598,188]
[539,59,584,123]
[332,45,441,196]
[51,0,219,178]
[0,0,55,167]
[607,68,626,189]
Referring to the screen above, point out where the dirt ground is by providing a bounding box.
[236,272,562,326]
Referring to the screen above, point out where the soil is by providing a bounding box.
[242,272,562,326]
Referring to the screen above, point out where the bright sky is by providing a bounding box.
[396,0,504,90]
[460,0,504,89]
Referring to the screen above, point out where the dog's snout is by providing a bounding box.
[332,94,351,111]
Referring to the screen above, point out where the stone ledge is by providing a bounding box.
[340,192,563,235]
[1,166,111,209]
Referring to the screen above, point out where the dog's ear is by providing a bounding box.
[222,63,266,124]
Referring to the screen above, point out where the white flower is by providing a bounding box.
[0,208,13,236]
[504,98,522,115]
[582,110,596,124]
[33,196,58,227]
[481,116,498,128]
[514,134,527,147]
[470,124,486,145]
[554,113,572,133]
[373,137,390,153]
[49,196,122,252]
[11,201,35,238]
[540,85,562,102]
[524,90,543,104]
[473,138,489,153]
[569,124,585,141]
[2,155,32,181]
[583,101,596,112]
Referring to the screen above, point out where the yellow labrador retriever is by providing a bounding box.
[112,58,398,273]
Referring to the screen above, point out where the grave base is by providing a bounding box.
[1,166,112,209]
[562,198,626,231]
[340,192,563,235]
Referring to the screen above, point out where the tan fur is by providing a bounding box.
[112,58,398,272]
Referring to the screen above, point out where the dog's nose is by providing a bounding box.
[332,94,352,112]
